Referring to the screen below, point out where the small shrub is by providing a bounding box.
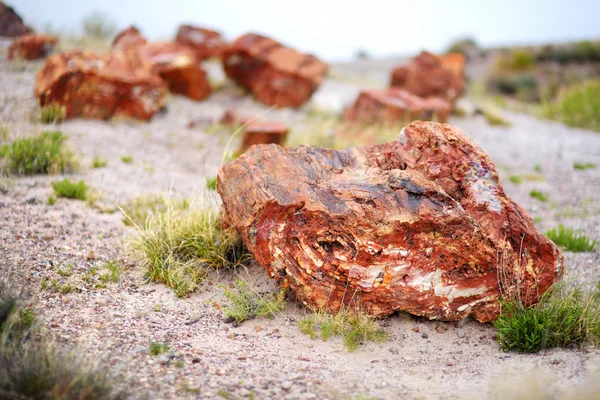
[220,280,286,324]
[573,162,596,170]
[543,80,600,132]
[494,282,600,353]
[120,155,133,164]
[546,225,597,252]
[0,131,76,175]
[92,156,108,168]
[206,176,217,191]
[51,178,88,200]
[39,104,65,124]
[149,341,169,356]
[298,309,387,352]
[529,189,548,202]
[47,194,57,205]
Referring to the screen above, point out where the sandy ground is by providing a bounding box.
[1,39,600,399]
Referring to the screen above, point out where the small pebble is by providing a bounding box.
[255,325,262,332]
[412,326,420,333]
[421,332,428,339]
[457,329,466,338]
[281,381,292,390]
[25,196,36,204]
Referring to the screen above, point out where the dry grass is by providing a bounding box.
[220,279,286,324]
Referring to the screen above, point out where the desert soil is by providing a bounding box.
[1,38,600,400]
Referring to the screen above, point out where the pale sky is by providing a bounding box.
[9,0,600,61]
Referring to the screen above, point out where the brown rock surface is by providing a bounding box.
[222,33,328,108]
[0,2,32,37]
[175,24,227,59]
[112,26,147,50]
[343,88,451,124]
[238,121,289,155]
[390,51,465,104]
[34,50,168,120]
[218,121,563,322]
[7,34,57,60]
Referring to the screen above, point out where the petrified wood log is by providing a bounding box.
[343,88,451,124]
[112,26,147,50]
[218,121,564,322]
[34,50,167,121]
[222,33,328,108]
[175,24,226,60]
[238,121,289,155]
[391,51,465,105]
[0,2,32,37]
[8,34,57,60]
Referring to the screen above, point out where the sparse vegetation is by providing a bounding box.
[0,131,76,175]
[38,104,66,124]
[495,50,536,72]
[546,225,597,252]
[494,282,600,353]
[82,11,117,39]
[509,175,523,184]
[220,280,286,324]
[51,178,89,200]
[130,198,250,297]
[206,176,217,191]
[298,309,387,352]
[120,155,133,164]
[543,80,600,132]
[92,156,108,168]
[573,161,596,170]
[149,341,170,356]
[99,261,121,283]
[482,107,511,127]
[529,189,548,202]
[47,194,57,205]
[120,194,188,227]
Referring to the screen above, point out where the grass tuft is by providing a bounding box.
[129,198,250,297]
[508,175,523,184]
[120,194,188,227]
[206,176,217,191]
[543,80,600,132]
[573,161,596,170]
[0,131,76,175]
[494,282,600,353]
[92,156,108,168]
[546,225,597,252]
[220,280,286,324]
[297,309,387,352]
[39,104,66,124]
[120,155,133,164]
[149,341,170,356]
[51,178,88,200]
[529,189,548,202]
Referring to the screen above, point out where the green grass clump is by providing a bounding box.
[297,309,387,352]
[39,104,65,124]
[99,261,121,283]
[220,280,286,324]
[482,107,511,127]
[494,282,600,353]
[47,194,57,205]
[206,176,217,191]
[574,162,596,170]
[0,131,76,175]
[529,189,548,202]
[546,225,597,252]
[508,175,523,184]
[120,155,133,164]
[92,156,108,168]
[51,178,88,200]
[149,341,170,356]
[130,199,250,297]
[543,80,600,132]
[121,194,189,227]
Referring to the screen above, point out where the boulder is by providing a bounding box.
[238,121,289,155]
[8,34,57,60]
[34,50,168,120]
[0,2,32,37]
[390,51,465,105]
[342,88,452,124]
[175,24,226,60]
[137,42,211,101]
[222,33,328,108]
[112,26,147,50]
[217,121,563,322]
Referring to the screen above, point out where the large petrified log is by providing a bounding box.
[175,24,226,60]
[391,51,465,105]
[218,121,564,322]
[8,34,57,60]
[0,2,32,37]
[34,50,167,120]
[112,25,147,50]
[343,88,451,124]
[222,33,328,108]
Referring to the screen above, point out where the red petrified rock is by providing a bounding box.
[391,51,465,105]
[238,121,289,155]
[175,24,226,60]
[343,88,451,124]
[222,33,328,108]
[7,34,57,60]
[112,26,147,50]
[0,2,32,37]
[137,42,211,101]
[218,121,563,322]
[34,50,167,120]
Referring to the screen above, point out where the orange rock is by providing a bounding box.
[238,121,289,155]
[34,50,167,121]
[0,2,32,37]
[8,34,57,60]
[222,33,328,108]
[217,121,563,322]
[390,51,465,104]
[342,88,451,124]
[112,26,147,50]
[175,24,227,60]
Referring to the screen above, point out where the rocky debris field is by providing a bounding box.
[1,37,600,399]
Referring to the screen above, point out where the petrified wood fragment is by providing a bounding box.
[8,34,57,60]
[0,2,32,37]
[34,50,167,120]
[238,121,289,155]
[112,25,147,50]
[175,24,226,60]
[222,33,328,108]
[343,88,451,124]
[218,121,563,322]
